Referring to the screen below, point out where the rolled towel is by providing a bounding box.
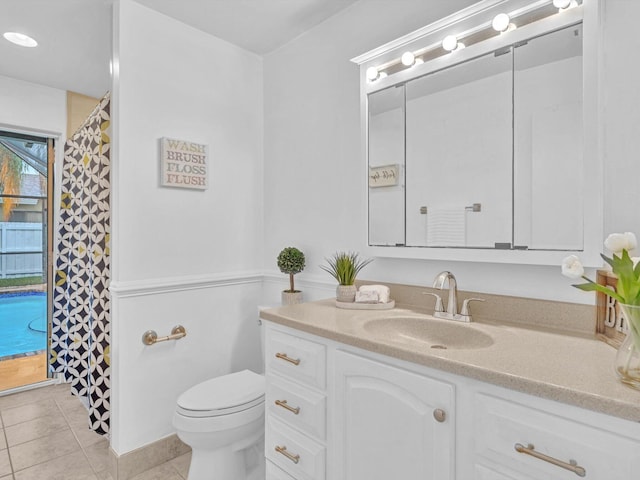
[355,290,379,304]
[358,284,390,304]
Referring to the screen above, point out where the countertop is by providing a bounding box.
[260,299,640,422]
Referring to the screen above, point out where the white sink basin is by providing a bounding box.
[363,316,494,350]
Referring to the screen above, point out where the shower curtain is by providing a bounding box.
[51,93,111,435]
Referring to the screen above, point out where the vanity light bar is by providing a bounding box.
[366,0,581,82]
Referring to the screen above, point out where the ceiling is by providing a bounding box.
[135,0,360,55]
[0,0,359,98]
[0,0,112,98]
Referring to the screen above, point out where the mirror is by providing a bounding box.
[513,25,583,251]
[368,86,404,246]
[368,23,583,252]
[405,49,513,248]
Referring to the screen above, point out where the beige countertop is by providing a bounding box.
[260,299,640,422]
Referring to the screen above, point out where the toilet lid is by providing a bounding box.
[177,370,265,417]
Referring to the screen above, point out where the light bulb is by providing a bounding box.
[442,35,458,52]
[553,0,572,9]
[3,32,37,47]
[492,13,511,32]
[401,51,415,66]
[366,66,379,81]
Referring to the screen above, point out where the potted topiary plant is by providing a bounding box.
[320,251,373,302]
[277,247,306,305]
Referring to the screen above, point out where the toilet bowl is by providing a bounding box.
[173,369,266,480]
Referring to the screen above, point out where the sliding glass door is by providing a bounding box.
[0,131,53,391]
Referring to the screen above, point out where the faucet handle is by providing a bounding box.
[461,298,485,316]
[422,292,444,313]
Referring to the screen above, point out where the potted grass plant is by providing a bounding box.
[277,247,306,305]
[320,251,373,302]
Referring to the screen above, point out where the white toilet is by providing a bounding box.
[173,369,265,480]
[173,315,267,480]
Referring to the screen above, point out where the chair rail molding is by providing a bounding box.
[109,270,264,298]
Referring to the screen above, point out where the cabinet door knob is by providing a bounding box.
[275,445,300,464]
[433,408,446,423]
[275,352,301,365]
[275,399,301,415]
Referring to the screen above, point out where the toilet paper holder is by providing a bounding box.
[142,325,187,346]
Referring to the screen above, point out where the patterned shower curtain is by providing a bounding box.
[51,93,111,435]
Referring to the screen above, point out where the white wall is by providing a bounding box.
[0,75,66,205]
[263,0,640,305]
[602,0,640,238]
[110,0,264,454]
[0,75,66,138]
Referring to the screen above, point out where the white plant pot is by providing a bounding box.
[282,290,303,305]
[336,285,357,303]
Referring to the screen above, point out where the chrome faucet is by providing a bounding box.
[429,271,485,322]
[432,271,459,320]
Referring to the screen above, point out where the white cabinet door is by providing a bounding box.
[332,350,455,480]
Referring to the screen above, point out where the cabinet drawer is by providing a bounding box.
[266,374,326,440]
[266,328,326,390]
[475,463,520,480]
[474,393,640,479]
[266,415,325,480]
[267,460,297,480]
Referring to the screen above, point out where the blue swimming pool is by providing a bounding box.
[0,291,47,359]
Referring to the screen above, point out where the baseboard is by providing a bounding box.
[109,433,190,480]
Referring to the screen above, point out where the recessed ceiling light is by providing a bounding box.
[3,32,38,48]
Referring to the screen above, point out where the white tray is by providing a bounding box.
[335,299,395,310]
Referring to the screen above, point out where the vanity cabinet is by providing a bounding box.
[264,328,327,480]
[264,322,454,480]
[469,392,640,479]
[333,350,454,480]
[263,321,640,480]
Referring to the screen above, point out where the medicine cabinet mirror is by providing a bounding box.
[356,0,602,265]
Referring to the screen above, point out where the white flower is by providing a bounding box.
[561,255,584,279]
[604,232,637,254]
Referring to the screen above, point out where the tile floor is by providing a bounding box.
[0,383,190,480]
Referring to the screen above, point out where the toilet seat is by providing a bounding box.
[176,369,265,418]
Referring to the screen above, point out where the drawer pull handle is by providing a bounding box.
[515,443,586,477]
[275,445,300,464]
[275,399,301,415]
[275,352,301,365]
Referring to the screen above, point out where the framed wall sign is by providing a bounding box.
[160,137,208,190]
[369,164,399,188]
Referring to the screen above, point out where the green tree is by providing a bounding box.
[0,146,24,221]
